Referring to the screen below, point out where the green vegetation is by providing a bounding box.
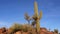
[0,1,59,34]
[8,23,23,34]
[24,1,43,34]
[8,23,33,34]
[54,29,58,34]
[24,12,31,25]
[31,1,42,34]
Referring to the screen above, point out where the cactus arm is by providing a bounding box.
[39,10,42,19]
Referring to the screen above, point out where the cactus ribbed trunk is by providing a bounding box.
[36,19,40,34]
[34,1,40,34]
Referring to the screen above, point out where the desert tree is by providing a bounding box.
[24,12,31,25]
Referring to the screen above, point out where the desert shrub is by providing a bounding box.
[54,29,58,33]
[8,23,34,34]
[22,24,28,32]
[9,23,23,34]
[28,32,32,34]
[1,27,7,33]
[22,28,28,32]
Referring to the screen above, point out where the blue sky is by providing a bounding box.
[0,0,60,32]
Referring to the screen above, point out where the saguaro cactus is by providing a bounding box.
[32,1,42,34]
[24,1,42,34]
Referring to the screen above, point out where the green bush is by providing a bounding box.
[9,23,23,34]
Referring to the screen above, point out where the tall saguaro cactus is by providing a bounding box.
[32,1,42,34]
[24,1,42,34]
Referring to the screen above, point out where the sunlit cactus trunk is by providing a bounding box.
[34,1,40,34]
[33,1,42,34]
[36,19,40,34]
